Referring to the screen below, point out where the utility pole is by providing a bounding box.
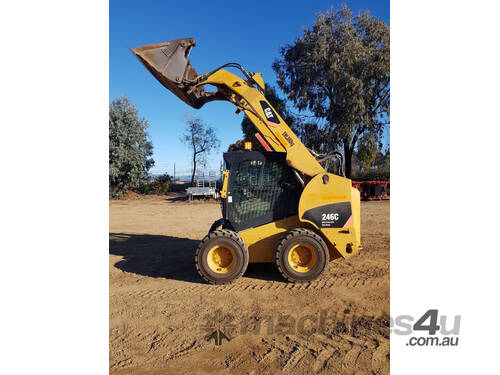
[219,160,223,189]
[173,163,176,181]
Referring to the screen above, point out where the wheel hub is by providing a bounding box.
[207,245,236,274]
[288,244,317,273]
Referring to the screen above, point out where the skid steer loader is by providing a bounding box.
[131,38,361,284]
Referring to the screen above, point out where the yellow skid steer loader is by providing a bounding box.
[131,38,361,284]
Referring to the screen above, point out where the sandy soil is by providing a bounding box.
[110,194,390,374]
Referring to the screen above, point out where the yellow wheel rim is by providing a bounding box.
[288,243,317,273]
[207,245,236,274]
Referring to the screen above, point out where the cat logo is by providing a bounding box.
[259,101,280,124]
[264,107,273,119]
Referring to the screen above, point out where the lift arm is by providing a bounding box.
[131,38,324,177]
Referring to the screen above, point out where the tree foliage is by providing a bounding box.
[227,139,246,152]
[139,173,172,195]
[350,147,389,180]
[371,148,390,176]
[357,131,379,171]
[181,113,220,186]
[273,4,390,177]
[109,96,154,198]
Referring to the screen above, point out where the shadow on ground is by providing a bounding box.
[245,263,284,282]
[163,195,186,203]
[109,233,286,284]
[160,193,221,204]
[110,233,205,284]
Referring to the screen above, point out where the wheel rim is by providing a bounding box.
[207,245,236,274]
[288,243,317,273]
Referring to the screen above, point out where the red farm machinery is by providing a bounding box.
[352,180,390,201]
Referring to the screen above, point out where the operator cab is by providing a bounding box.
[222,151,302,232]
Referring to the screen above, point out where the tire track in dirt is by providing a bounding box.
[311,347,336,373]
[341,345,362,374]
[110,264,389,301]
[251,314,389,374]
[371,339,390,375]
[110,357,133,369]
[162,339,198,362]
[282,346,307,372]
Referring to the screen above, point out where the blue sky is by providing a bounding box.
[110,0,389,176]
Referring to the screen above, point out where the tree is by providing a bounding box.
[227,139,246,152]
[373,147,390,175]
[273,4,390,177]
[357,131,379,171]
[141,173,172,195]
[350,147,390,180]
[181,113,219,186]
[109,96,154,198]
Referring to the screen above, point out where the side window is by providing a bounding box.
[236,160,263,186]
[229,157,299,229]
[262,161,284,186]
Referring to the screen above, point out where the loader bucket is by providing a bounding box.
[130,38,205,108]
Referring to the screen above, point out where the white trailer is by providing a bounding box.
[185,178,219,200]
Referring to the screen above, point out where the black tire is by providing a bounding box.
[275,228,329,283]
[195,229,249,285]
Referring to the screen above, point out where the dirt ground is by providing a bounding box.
[109,194,390,374]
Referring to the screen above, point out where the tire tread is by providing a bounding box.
[195,229,248,285]
[275,228,329,283]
